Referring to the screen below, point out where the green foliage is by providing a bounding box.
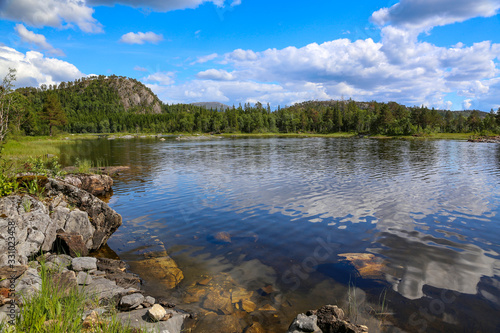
[21,177,46,200]
[0,174,17,197]
[74,157,92,174]
[23,156,64,177]
[21,196,32,212]
[41,93,67,136]
[12,75,498,136]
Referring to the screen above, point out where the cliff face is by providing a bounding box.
[106,76,162,114]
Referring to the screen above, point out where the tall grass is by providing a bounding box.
[7,262,137,333]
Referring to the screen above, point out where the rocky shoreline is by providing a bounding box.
[0,173,367,332]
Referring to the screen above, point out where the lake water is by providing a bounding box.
[60,137,500,332]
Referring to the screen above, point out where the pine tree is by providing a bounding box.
[41,93,67,136]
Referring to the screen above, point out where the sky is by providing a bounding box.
[0,0,499,111]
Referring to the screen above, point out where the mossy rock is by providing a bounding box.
[16,175,49,190]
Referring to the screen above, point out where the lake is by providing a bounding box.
[60,136,500,332]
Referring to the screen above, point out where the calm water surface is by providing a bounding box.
[61,137,500,332]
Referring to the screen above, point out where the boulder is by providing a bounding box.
[45,178,122,250]
[62,174,113,196]
[55,232,88,257]
[0,177,122,266]
[287,305,368,333]
[77,271,93,285]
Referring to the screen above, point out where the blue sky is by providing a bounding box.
[0,0,499,111]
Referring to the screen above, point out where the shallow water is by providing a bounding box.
[61,137,500,332]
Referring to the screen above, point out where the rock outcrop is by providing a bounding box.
[0,177,121,266]
[287,305,368,333]
[62,174,113,197]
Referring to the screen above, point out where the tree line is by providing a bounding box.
[1,72,500,140]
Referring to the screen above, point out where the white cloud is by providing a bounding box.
[231,0,242,6]
[191,53,218,65]
[462,99,473,110]
[0,0,102,33]
[87,0,231,11]
[196,69,235,80]
[143,71,175,85]
[14,24,65,57]
[134,66,148,72]
[0,46,84,88]
[120,31,164,45]
[371,0,500,32]
[151,26,500,110]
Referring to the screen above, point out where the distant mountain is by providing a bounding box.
[190,102,230,111]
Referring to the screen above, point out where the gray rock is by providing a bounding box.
[288,305,368,333]
[77,271,93,285]
[145,296,156,305]
[72,257,97,271]
[287,313,321,333]
[116,308,188,333]
[120,293,145,310]
[16,268,42,301]
[81,276,128,304]
[45,178,122,250]
[46,254,72,269]
[148,304,166,322]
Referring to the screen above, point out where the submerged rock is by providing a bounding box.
[337,253,385,280]
[129,253,184,289]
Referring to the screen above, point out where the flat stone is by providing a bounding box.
[231,287,253,303]
[258,304,277,312]
[117,308,188,333]
[77,271,93,285]
[72,257,97,271]
[120,293,145,310]
[148,304,167,322]
[241,300,257,313]
[51,270,77,295]
[81,276,128,303]
[145,296,155,305]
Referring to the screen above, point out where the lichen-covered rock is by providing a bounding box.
[63,174,113,197]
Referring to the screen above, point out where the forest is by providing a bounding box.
[2,72,500,138]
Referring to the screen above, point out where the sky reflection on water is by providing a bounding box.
[61,137,500,331]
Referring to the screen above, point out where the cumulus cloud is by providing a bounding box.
[0,46,84,88]
[14,24,65,57]
[462,99,473,109]
[87,0,232,11]
[0,0,102,33]
[191,53,218,65]
[143,71,175,85]
[371,0,500,32]
[120,31,164,44]
[196,69,235,80]
[150,28,500,109]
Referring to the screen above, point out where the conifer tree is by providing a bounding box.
[41,93,67,136]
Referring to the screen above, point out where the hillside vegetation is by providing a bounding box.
[3,74,500,137]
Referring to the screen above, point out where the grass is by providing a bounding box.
[3,261,138,333]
